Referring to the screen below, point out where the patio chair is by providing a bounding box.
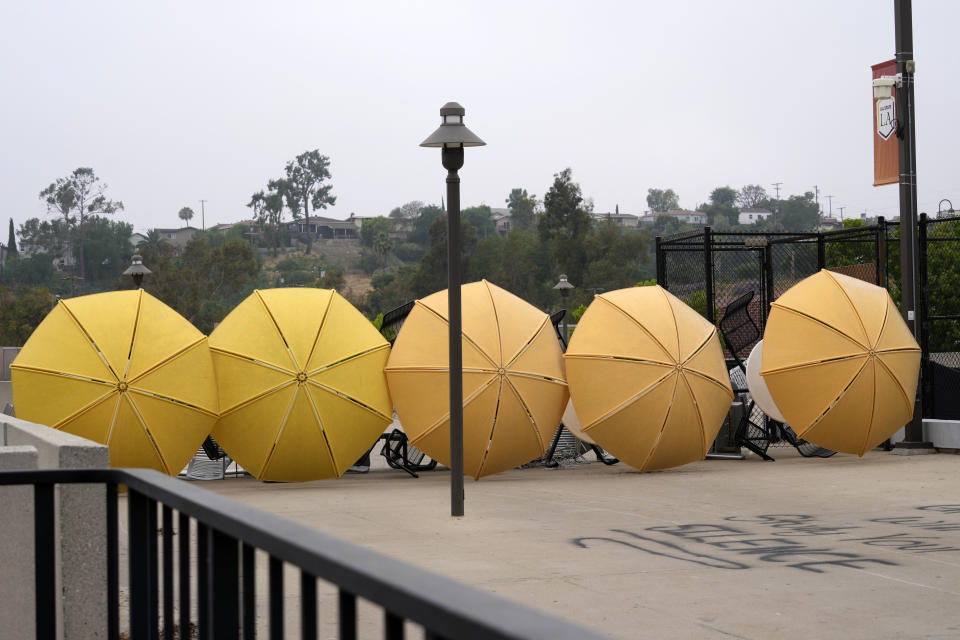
[379,428,437,478]
[718,290,834,460]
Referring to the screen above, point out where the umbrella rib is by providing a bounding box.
[581,369,676,431]
[797,357,871,439]
[563,353,674,366]
[410,374,499,443]
[124,393,172,476]
[678,372,709,454]
[474,376,503,479]
[219,380,296,417]
[209,347,295,376]
[8,364,116,387]
[303,290,336,372]
[127,388,219,419]
[58,299,119,382]
[302,384,343,477]
[874,354,914,413]
[306,343,391,377]
[503,370,568,386]
[122,289,144,381]
[638,373,680,472]
[52,388,117,430]
[503,376,547,453]
[414,301,499,369]
[593,296,677,363]
[254,290,301,372]
[658,286,682,362]
[102,394,123,445]
[761,353,867,376]
[126,337,208,386]
[769,304,870,351]
[678,329,735,396]
[857,360,881,456]
[484,280,504,366]
[502,317,548,370]
[305,380,393,422]
[383,366,498,374]
[256,385,301,481]
[823,270,871,346]
[681,368,735,399]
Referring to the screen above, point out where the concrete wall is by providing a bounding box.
[0,445,38,640]
[0,415,110,640]
[889,419,960,449]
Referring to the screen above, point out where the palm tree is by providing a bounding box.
[178,207,195,226]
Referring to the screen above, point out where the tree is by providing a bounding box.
[0,286,54,346]
[539,168,594,286]
[178,207,195,225]
[737,184,768,209]
[776,192,820,231]
[646,188,679,213]
[7,218,17,256]
[506,188,537,231]
[408,205,443,247]
[360,216,391,248]
[78,217,134,284]
[280,151,336,255]
[38,168,123,281]
[389,201,424,220]
[17,217,71,259]
[462,205,495,238]
[701,186,738,225]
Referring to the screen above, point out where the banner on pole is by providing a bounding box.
[872,59,898,186]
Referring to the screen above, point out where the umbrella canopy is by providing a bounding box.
[564,286,733,471]
[11,290,218,474]
[209,288,392,482]
[760,270,921,455]
[384,280,568,479]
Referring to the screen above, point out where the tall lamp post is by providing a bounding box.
[553,274,574,347]
[420,102,485,517]
[122,254,152,288]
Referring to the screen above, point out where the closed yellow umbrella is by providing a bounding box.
[564,285,733,471]
[761,270,921,455]
[209,288,392,482]
[385,280,568,479]
[11,290,218,474]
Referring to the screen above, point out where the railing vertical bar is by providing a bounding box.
[197,522,210,640]
[300,571,317,640]
[162,505,174,640]
[211,529,240,640]
[34,482,56,640]
[384,611,404,640]
[149,498,160,640]
[106,483,119,640]
[242,543,255,640]
[129,489,153,640]
[338,590,356,640]
[178,512,191,640]
[269,556,284,640]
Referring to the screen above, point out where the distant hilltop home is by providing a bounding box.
[593,211,641,228]
[819,217,843,230]
[154,227,199,248]
[738,208,773,225]
[639,209,708,226]
[490,207,512,236]
[129,232,148,249]
[287,215,360,240]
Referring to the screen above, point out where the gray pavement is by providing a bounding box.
[205,448,960,640]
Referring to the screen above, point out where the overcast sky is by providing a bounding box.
[2,1,958,234]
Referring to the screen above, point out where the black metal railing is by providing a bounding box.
[0,468,606,640]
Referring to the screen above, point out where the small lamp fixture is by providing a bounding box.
[553,275,575,348]
[872,75,900,100]
[553,274,574,293]
[420,102,486,149]
[122,254,152,288]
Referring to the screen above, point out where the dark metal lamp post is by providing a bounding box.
[421,102,485,517]
[938,199,954,218]
[553,274,574,347]
[122,254,152,288]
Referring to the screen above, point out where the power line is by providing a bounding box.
[771,182,782,199]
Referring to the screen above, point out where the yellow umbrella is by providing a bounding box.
[564,285,733,471]
[209,288,392,482]
[760,270,921,455]
[11,290,218,474]
[384,280,568,479]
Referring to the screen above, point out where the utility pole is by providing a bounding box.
[771,182,783,199]
[826,195,834,218]
[199,199,207,231]
[838,206,846,220]
[893,0,931,451]
[812,185,821,213]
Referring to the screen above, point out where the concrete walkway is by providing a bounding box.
[206,448,960,639]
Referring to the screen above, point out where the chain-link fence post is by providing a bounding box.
[655,235,664,285]
[703,227,714,324]
[816,233,825,271]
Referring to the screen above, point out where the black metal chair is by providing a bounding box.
[717,290,834,460]
[379,429,437,478]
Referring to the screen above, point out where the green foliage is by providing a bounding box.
[776,192,820,231]
[571,304,588,322]
[360,216,391,248]
[636,278,657,287]
[394,242,424,263]
[462,205,495,238]
[408,205,443,247]
[538,168,594,288]
[737,184,768,209]
[178,207,195,223]
[0,286,54,346]
[2,253,54,286]
[646,188,679,212]
[318,268,345,290]
[276,150,336,255]
[7,218,17,256]
[683,290,720,321]
[506,188,537,231]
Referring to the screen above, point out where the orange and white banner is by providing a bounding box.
[872,59,898,186]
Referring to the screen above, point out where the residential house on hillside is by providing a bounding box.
[819,217,842,230]
[639,209,707,226]
[594,212,640,228]
[287,216,359,240]
[492,208,512,236]
[154,227,199,248]
[738,208,773,225]
[129,232,147,249]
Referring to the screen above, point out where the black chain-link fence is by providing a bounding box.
[657,217,960,421]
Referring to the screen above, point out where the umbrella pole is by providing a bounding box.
[444,146,465,517]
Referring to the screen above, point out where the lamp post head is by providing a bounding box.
[553,274,574,295]
[420,102,486,149]
[939,199,954,218]
[122,253,152,288]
